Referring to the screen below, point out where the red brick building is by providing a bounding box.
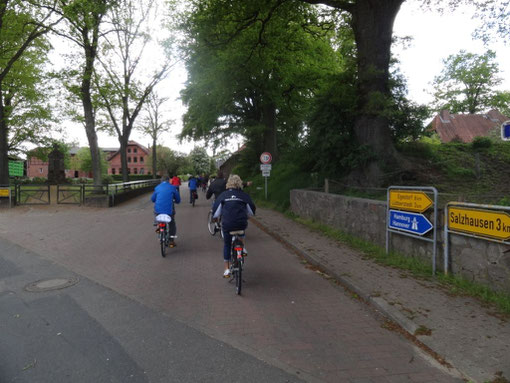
[106,141,150,175]
[26,141,151,179]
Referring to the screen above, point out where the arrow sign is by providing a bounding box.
[389,190,433,213]
[388,210,433,236]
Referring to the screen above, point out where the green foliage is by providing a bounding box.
[189,146,210,175]
[432,50,503,114]
[70,147,108,175]
[471,136,493,150]
[147,146,188,176]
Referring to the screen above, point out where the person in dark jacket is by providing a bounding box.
[151,176,181,247]
[212,174,256,277]
[206,171,227,201]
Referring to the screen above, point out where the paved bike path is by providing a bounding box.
[0,194,464,382]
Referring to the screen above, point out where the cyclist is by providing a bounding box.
[170,174,181,192]
[206,171,226,200]
[188,175,198,204]
[151,175,181,247]
[212,174,256,278]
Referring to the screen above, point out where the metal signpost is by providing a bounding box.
[260,152,272,199]
[501,120,510,141]
[444,202,510,275]
[0,187,12,208]
[386,186,438,274]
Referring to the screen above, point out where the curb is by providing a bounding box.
[251,216,471,382]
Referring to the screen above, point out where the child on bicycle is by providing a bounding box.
[212,174,256,277]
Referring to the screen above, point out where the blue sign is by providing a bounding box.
[502,121,510,141]
[388,210,433,236]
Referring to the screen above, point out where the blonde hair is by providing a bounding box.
[226,174,243,189]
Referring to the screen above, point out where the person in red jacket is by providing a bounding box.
[170,175,181,192]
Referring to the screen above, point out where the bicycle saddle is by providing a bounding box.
[229,230,245,235]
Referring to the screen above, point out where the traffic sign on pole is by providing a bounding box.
[501,120,510,141]
[260,164,272,171]
[389,190,433,213]
[262,170,270,177]
[388,210,433,236]
[448,206,510,241]
[260,152,272,164]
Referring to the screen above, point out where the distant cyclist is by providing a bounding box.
[170,174,181,192]
[151,176,181,247]
[188,175,198,204]
[212,174,256,278]
[206,171,226,201]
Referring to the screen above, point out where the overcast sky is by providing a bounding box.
[61,2,510,154]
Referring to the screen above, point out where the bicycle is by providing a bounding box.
[207,211,224,238]
[156,214,175,257]
[228,230,246,295]
[191,190,198,207]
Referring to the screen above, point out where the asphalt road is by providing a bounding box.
[0,188,461,382]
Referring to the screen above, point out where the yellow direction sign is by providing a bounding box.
[0,188,10,197]
[389,190,433,213]
[448,206,510,241]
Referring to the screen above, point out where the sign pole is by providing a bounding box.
[265,176,267,199]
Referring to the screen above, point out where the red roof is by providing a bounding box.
[430,109,509,143]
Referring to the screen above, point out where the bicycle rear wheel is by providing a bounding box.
[235,260,242,295]
[207,211,216,235]
[160,234,167,257]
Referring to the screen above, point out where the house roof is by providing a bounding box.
[430,109,509,143]
[107,140,149,160]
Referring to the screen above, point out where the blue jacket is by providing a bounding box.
[212,188,256,232]
[151,182,180,215]
[188,177,198,190]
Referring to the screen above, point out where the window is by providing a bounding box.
[128,168,131,174]
[40,168,43,173]
[133,157,137,163]
[134,168,138,174]
[134,148,137,153]
[128,157,131,163]
[140,156,144,162]
[140,168,144,174]
[119,168,122,174]
[128,148,131,153]
[112,168,116,175]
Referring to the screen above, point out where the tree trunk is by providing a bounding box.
[262,102,278,162]
[0,91,8,185]
[81,40,102,186]
[350,0,404,185]
[152,137,157,177]
[119,138,129,183]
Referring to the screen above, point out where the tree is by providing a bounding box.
[55,0,114,187]
[0,0,61,184]
[189,146,210,175]
[95,0,169,182]
[146,146,185,176]
[432,50,503,114]
[178,0,342,163]
[298,0,508,184]
[137,92,173,178]
[70,146,108,174]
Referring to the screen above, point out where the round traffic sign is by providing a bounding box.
[260,152,272,164]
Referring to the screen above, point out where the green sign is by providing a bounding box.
[9,160,23,177]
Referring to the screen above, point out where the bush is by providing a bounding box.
[471,137,492,150]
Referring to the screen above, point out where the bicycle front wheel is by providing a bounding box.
[207,211,216,235]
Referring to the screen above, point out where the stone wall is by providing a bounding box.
[290,189,510,293]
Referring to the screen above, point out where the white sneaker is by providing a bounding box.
[223,269,231,278]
